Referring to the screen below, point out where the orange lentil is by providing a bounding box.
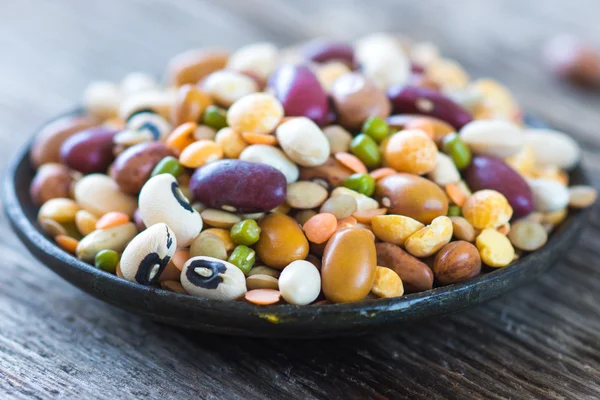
[172,249,191,271]
[335,152,368,174]
[179,140,223,168]
[166,122,197,155]
[352,208,388,224]
[404,118,435,140]
[245,289,281,305]
[303,213,338,244]
[445,182,469,207]
[241,132,278,145]
[370,167,396,181]
[55,235,79,254]
[95,211,130,230]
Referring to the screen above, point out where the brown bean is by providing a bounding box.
[298,156,353,189]
[255,214,309,269]
[375,242,434,293]
[331,72,391,130]
[450,216,476,242]
[433,241,481,285]
[30,163,78,206]
[110,142,172,194]
[30,114,98,168]
[322,228,377,303]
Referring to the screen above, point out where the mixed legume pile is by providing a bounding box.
[30,34,597,306]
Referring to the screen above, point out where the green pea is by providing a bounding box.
[447,205,462,217]
[94,249,120,273]
[362,116,389,143]
[343,173,376,197]
[228,245,256,275]
[151,156,183,178]
[442,133,472,170]
[350,134,381,169]
[202,105,228,130]
[230,219,261,246]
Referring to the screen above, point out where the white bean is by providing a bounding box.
[239,144,299,183]
[202,70,259,107]
[523,129,581,170]
[74,174,137,217]
[279,260,321,305]
[459,120,524,158]
[427,153,461,186]
[226,42,278,81]
[355,33,411,89]
[529,178,570,212]
[276,117,330,167]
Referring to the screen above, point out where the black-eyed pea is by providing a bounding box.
[371,215,424,246]
[127,112,172,142]
[323,125,353,154]
[180,256,247,300]
[294,210,317,226]
[83,81,121,120]
[371,266,404,298]
[118,90,175,122]
[508,220,548,251]
[278,260,321,305]
[475,228,515,267]
[120,223,177,285]
[569,185,598,208]
[240,144,299,183]
[190,232,228,260]
[38,198,80,224]
[76,222,138,262]
[286,181,329,209]
[319,195,357,219]
[200,209,241,229]
[246,274,279,291]
[74,174,138,217]
[404,216,453,258]
[215,128,248,159]
[75,210,99,236]
[139,174,203,247]
[449,216,476,242]
[202,70,259,107]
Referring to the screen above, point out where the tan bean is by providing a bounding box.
[450,216,476,242]
[319,195,357,219]
[200,209,242,229]
[569,185,598,208]
[286,181,329,209]
[508,220,548,251]
[246,274,279,291]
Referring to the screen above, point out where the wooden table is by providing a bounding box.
[2,1,600,398]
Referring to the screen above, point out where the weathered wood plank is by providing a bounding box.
[1,0,600,399]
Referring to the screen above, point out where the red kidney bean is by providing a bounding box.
[190,160,287,213]
[301,39,355,68]
[60,127,117,174]
[268,64,329,126]
[387,85,472,130]
[465,155,534,219]
[110,142,172,194]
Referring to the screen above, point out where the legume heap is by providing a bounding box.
[30,34,597,306]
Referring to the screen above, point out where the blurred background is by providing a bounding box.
[2,1,600,398]
[3,0,600,180]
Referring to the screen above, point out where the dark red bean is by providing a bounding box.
[465,155,534,219]
[190,160,287,213]
[60,127,117,174]
[387,85,472,130]
[268,64,329,126]
[301,39,355,67]
[110,142,172,194]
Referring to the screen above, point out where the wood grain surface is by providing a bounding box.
[1,0,600,399]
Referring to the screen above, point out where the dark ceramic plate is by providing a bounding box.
[3,111,591,338]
